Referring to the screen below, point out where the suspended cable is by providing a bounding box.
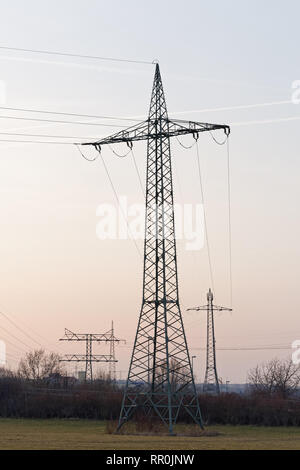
[0,307,64,355]
[0,114,127,127]
[195,140,215,292]
[0,310,43,348]
[75,144,99,162]
[0,335,29,355]
[97,148,142,259]
[108,144,132,158]
[0,45,155,65]
[192,346,291,351]
[175,135,197,150]
[0,105,140,122]
[227,137,233,308]
[209,130,229,146]
[0,139,73,145]
[0,324,34,351]
[0,131,99,139]
[172,155,184,205]
[0,308,66,354]
[131,148,145,198]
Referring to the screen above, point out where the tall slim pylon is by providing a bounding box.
[117,66,203,434]
[83,64,230,433]
[188,289,232,394]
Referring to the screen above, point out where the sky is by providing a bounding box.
[0,0,299,382]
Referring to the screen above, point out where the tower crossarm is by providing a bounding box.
[59,329,88,341]
[59,354,117,363]
[187,305,232,312]
[59,328,122,342]
[187,305,208,312]
[81,118,230,148]
[213,305,233,312]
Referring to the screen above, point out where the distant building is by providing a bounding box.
[44,373,77,388]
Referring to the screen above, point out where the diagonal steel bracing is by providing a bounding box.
[188,289,232,394]
[83,64,230,434]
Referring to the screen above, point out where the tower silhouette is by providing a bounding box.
[83,64,230,433]
[188,289,232,394]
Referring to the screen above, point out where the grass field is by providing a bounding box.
[0,419,299,450]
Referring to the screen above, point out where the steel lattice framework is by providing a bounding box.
[188,289,232,394]
[83,64,230,434]
[59,328,121,382]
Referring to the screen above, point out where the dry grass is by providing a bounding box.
[105,419,220,437]
[0,418,300,450]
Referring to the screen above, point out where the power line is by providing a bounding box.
[0,324,34,351]
[195,140,215,292]
[227,137,233,308]
[0,105,140,122]
[0,310,44,349]
[0,132,100,139]
[0,307,64,355]
[98,150,142,259]
[0,335,29,355]
[0,114,127,127]
[130,149,145,198]
[0,139,73,145]
[0,45,155,65]
[192,346,291,351]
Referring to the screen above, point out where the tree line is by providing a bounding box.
[0,350,300,425]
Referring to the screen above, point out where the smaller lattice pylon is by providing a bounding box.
[101,321,126,381]
[188,289,232,394]
[59,328,122,382]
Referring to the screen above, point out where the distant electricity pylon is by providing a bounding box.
[188,289,232,394]
[59,327,124,382]
[83,64,230,434]
[108,321,126,381]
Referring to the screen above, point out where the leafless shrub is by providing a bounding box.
[248,358,300,399]
[18,349,63,381]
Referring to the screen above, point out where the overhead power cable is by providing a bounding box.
[0,324,34,351]
[0,105,140,122]
[98,150,142,259]
[0,132,99,140]
[227,137,233,308]
[131,149,145,198]
[192,346,291,351]
[0,114,127,127]
[0,45,155,65]
[0,139,74,145]
[0,310,43,349]
[75,144,99,162]
[0,307,65,355]
[0,335,29,355]
[195,140,215,292]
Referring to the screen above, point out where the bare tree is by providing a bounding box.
[248,358,300,398]
[18,349,62,381]
[157,358,189,391]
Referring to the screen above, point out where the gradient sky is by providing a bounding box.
[0,0,299,382]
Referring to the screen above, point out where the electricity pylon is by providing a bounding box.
[108,321,126,381]
[59,328,121,382]
[83,64,230,433]
[188,289,232,394]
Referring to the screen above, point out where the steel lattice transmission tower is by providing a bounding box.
[188,289,232,394]
[59,328,123,382]
[108,321,126,381]
[83,64,230,433]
